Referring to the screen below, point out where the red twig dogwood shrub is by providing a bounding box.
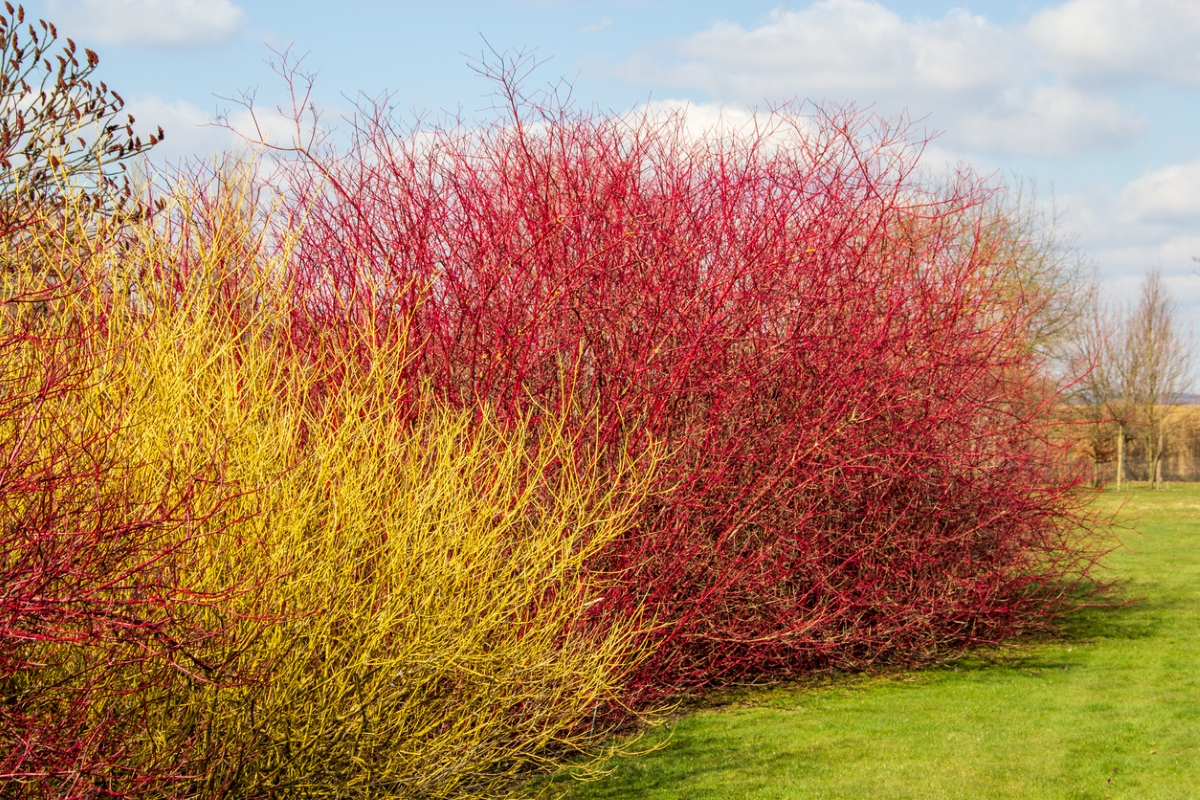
[272,63,1105,703]
[0,289,123,794]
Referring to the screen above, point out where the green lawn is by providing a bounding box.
[544,485,1200,799]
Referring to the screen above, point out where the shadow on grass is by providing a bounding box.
[1061,594,1175,641]
[621,587,1169,713]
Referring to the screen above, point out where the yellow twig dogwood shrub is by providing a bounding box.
[7,166,661,799]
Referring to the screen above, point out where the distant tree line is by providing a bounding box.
[1070,267,1197,488]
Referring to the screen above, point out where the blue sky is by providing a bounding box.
[27,0,1200,332]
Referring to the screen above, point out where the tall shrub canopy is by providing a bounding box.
[277,74,1104,699]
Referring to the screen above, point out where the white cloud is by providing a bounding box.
[634,101,996,197]
[1119,158,1200,224]
[123,96,319,169]
[622,1,1017,102]
[642,99,760,141]
[581,18,612,34]
[1029,0,1200,86]
[1059,160,1200,326]
[123,96,235,164]
[46,0,245,47]
[218,105,317,152]
[957,84,1144,157]
[614,0,1200,158]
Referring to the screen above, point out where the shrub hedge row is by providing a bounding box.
[1,68,1107,800]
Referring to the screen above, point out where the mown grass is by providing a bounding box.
[542,484,1200,799]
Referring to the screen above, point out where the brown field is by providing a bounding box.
[1065,404,1200,484]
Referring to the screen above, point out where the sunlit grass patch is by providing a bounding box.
[544,484,1200,800]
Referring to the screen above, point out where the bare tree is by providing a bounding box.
[1123,267,1195,489]
[1069,288,1135,488]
